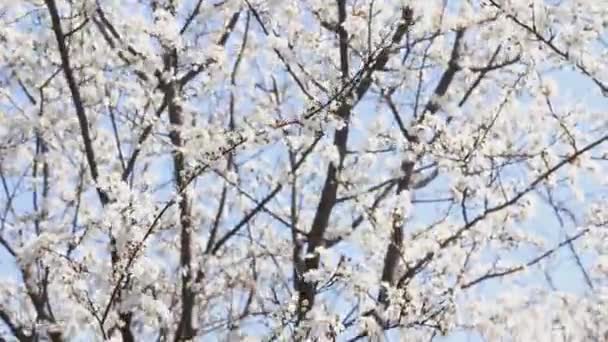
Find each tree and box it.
[0,0,607,340]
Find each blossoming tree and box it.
[0,0,607,340]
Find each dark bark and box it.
[421,29,465,119]
[297,3,414,322]
[45,0,109,206]
[378,161,414,305]
[166,69,195,341]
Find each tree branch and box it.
[45,0,109,205]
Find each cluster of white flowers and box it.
[0,0,606,340]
